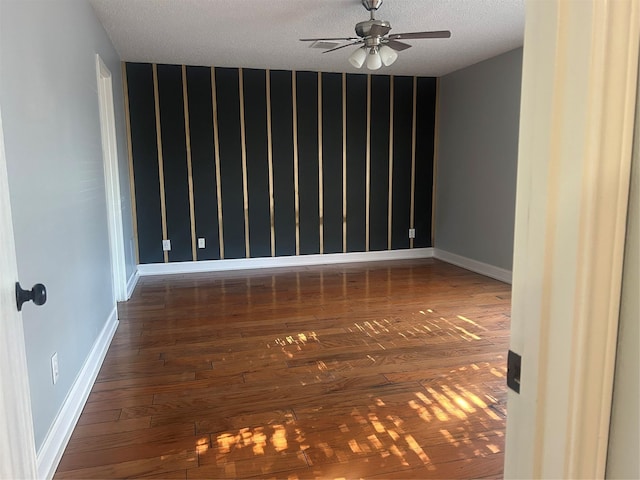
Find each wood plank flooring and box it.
[54,259,511,479]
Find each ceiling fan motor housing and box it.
[355,19,391,40]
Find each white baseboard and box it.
[138,248,435,276]
[434,248,512,284]
[126,270,139,299]
[36,308,119,480]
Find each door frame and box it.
[0,106,38,478]
[505,0,640,478]
[96,54,127,302]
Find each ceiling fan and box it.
[299,0,451,70]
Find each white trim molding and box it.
[434,249,512,284]
[126,270,139,299]
[505,1,640,478]
[36,309,119,480]
[138,248,434,276]
[96,54,128,302]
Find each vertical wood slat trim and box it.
[410,76,417,249]
[318,72,324,254]
[342,73,347,253]
[431,78,441,247]
[121,62,139,264]
[210,67,225,259]
[365,74,372,252]
[238,68,251,258]
[266,70,276,257]
[152,64,169,263]
[181,65,197,261]
[387,76,395,250]
[292,71,301,255]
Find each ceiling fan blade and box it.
[385,39,412,51]
[321,41,364,54]
[388,30,451,40]
[300,36,359,42]
[369,23,391,37]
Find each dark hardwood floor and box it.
[54,258,511,479]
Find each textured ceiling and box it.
[89,0,525,77]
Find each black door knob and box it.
[16,282,47,312]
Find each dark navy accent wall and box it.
[391,76,413,250]
[414,77,437,248]
[345,74,367,253]
[185,66,220,260]
[156,64,192,262]
[126,63,436,264]
[369,75,391,251]
[215,67,245,259]
[270,71,297,257]
[321,73,343,254]
[296,71,320,255]
[243,69,271,258]
[126,63,164,264]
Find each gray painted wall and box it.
[435,48,522,270]
[0,0,135,451]
[606,69,639,479]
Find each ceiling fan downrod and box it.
[362,0,384,15]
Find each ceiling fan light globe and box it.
[366,50,382,70]
[379,45,398,66]
[349,47,367,68]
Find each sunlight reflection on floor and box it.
[197,306,507,475]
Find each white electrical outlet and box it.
[51,352,59,385]
[198,238,205,249]
[162,239,171,251]
[409,228,416,239]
